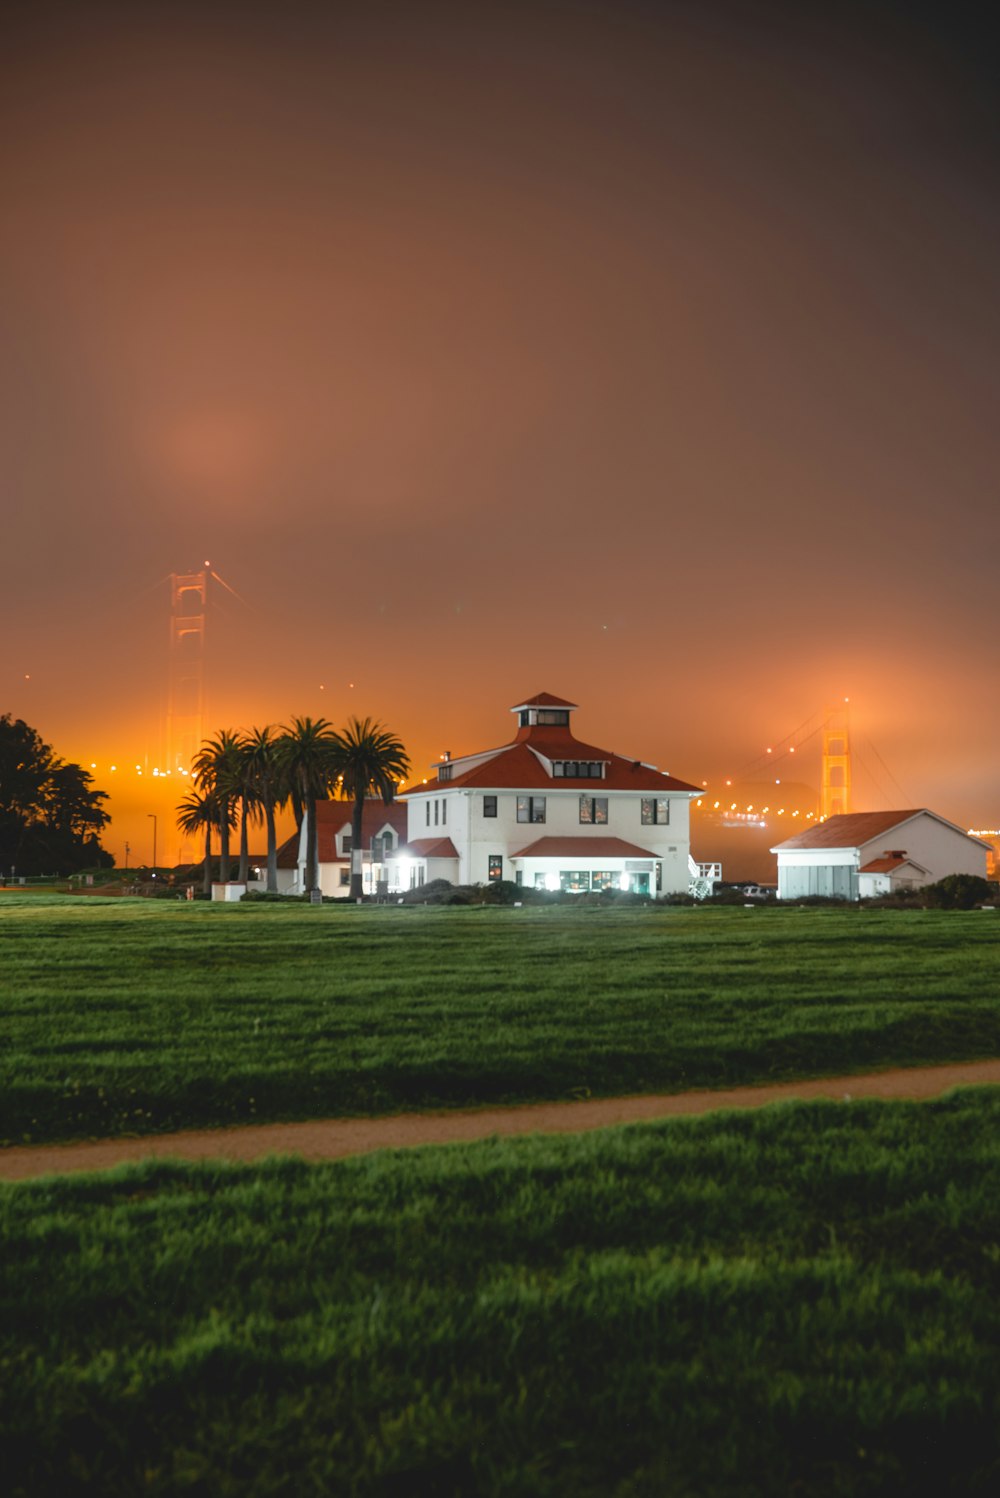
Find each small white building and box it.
[276,800,409,897]
[771,809,990,901]
[388,691,707,896]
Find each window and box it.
[382,832,393,857]
[434,800,439,826]
[483,795,497,818]
[537,709,569,725]
[560,870,591,892]
[438,763,452,781]
[517,796,546,823]
[441,799,447,825]
[339,869,350,887]
[488,854,503,881]
[579,796,608,825]
[553,760,603,778]
[342,835,352,853]
[591,870,616,891]
[425,802,431,827]
[641,797,670,826]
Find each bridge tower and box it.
[821,702,851,820]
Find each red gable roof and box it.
[275,798,408,868]
[510,691,579,710]
[860,854,928,875]
[402,837,460,859]
[772,810,927,852]
[401,694,700,797]
[511,836,658,859]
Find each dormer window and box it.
[438,763,452,781]
[552,760,604,779]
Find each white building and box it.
[771,809,990,901]
[387,691,707,896]
[276,800,408,897]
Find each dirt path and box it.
[3,1058,1000,1183]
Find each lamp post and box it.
[148,813,157,879]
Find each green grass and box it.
[2,897,999,1144]
[2,1091,999,1495]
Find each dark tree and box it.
[0,715,112,876]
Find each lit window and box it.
[483,796,497,818]
[560,870,591,892]
[579,796,608,825]
[516,796,546,823]
[488,854,503,881]
[641,798,670,826]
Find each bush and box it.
[480,879,521,905]
[922,874,995,910]
[400,878,455,905]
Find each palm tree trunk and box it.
[306,799,319,895]
[202,823,212,897]
[265,800,278,893]
[350,793,365,900]
[219,799,231,882]
[238,795,249,884]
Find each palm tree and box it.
[276,716,338,896]
[176,788,232,896]
[241,726,286,894]
[332,717,410,900]
[192,730,245,883]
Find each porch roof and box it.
[510,836,658,860]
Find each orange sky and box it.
[3,1,998,865]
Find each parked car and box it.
[741,884,773,900]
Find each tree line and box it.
[176,716,410,898]
[0,715,112,877]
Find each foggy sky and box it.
[3,0,998,861]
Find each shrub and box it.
[922,873,994,910]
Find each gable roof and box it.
[771,809,987,854]
[860,855,929,876]
[276,798,408,868]
[401,837,460,860]
[401,692,700,797]
[511,836,659,860]
[510,691,579,710]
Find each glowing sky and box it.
[3,0,998,864]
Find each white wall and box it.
[407,787,694,892]
[777,813,987,900]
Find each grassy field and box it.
[2,895,999,1145]
[2,1091,999,1496]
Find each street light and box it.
[148,813,157,879]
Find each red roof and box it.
[860,854,928,875]
[772,810,928,852]
[275,798,408,868]
[402,837,460,859]
[400,695,700,796]
[510,691,579,710]
[511,836,658,859]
